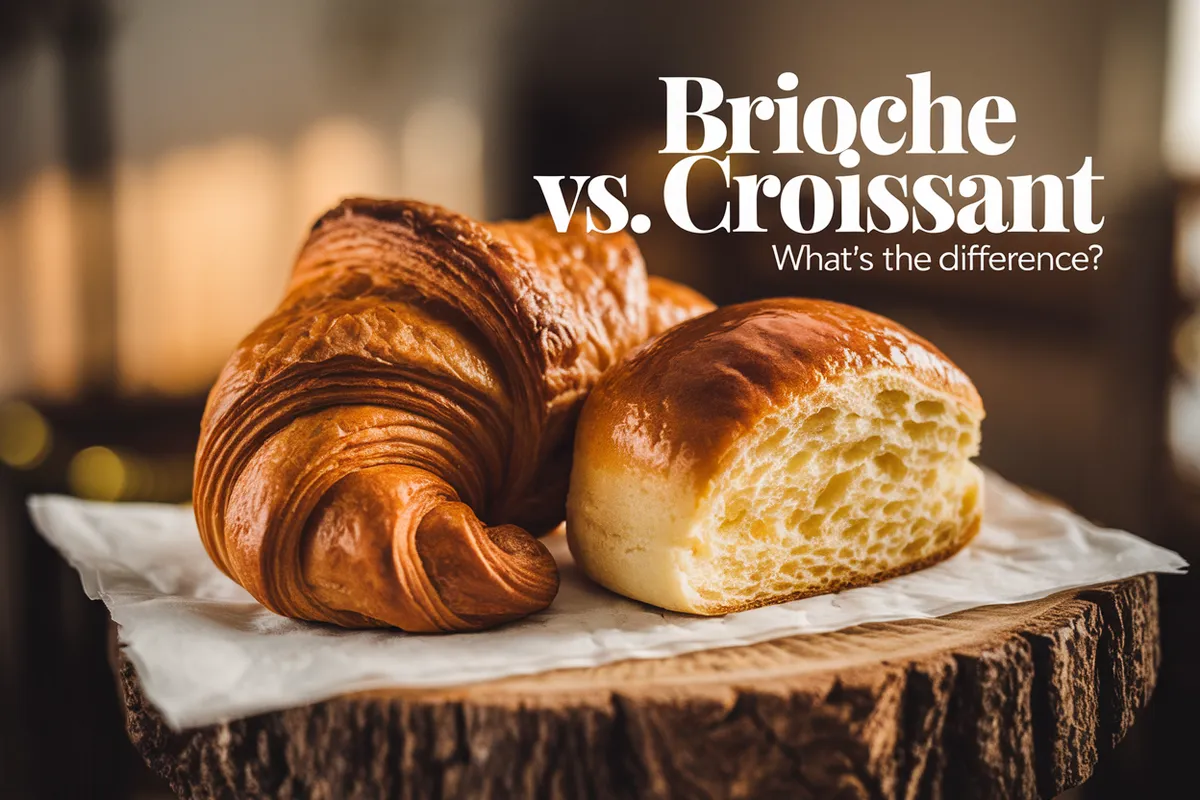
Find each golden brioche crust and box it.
[194,198,710,632]
[578,298,983,486]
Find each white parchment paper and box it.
[29,470,1187,730]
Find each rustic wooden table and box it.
[114,575,1159,800]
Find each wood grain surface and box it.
[113,575,1159,800]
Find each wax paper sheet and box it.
[29,470,1187,730]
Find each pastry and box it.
[566,298,984,614]
[193,198,712,632]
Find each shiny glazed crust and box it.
[575,298,982,486]
[193,198,712,632]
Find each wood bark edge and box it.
[113,575,1159,800]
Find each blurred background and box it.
[0,0,1197,796]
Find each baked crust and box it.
[193,198,712,632]
[579,298,982,487]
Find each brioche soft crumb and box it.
[567,369,984,616]
[678,374,982,613]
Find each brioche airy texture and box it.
[194,198,713,632]
[566,298,984,615]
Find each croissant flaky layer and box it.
[194,199,713,632]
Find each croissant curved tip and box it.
[416,508,560,632]
[450,527,560,629]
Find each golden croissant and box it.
[193,198,712,632]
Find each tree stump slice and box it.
[113,575,1159,800]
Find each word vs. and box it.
[532,175,652,235]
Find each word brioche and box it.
[194,198,712,632]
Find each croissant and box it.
[193,198,712,632]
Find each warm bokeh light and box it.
[1166,0,1200,175]
[67,445,127,501]
[0,400,52,470]
[105,110,488,396]
[397,98,485,218]
[115,136,291,394]
[291,115,390,234]
[0,203,15,396]
[3,92,492,400]
[16,168,81,398]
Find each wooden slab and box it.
[114,575,1159,800]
